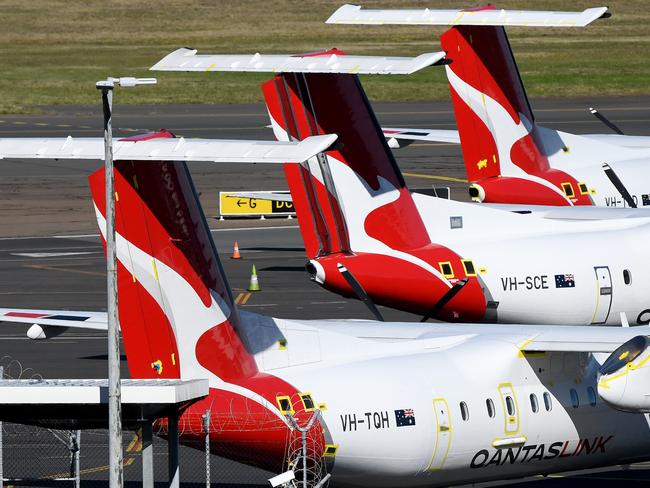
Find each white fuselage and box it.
[415,194,650,325]
[246,315,650,487]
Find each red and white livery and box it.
[329,5,650,208]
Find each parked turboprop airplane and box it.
[151,48,650,325]
[3,150,650,487]
[328,4,650,208]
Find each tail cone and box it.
[231,241,242,260]
[248,264,261,292]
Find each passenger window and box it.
[299,393,315,412]
[529,393,539,413]
[561,182,575,198]
[587,387,597,407]
[543,392,553,411]
[505,396,515,416]
[276,395,294,415]
[462,259,477,276]
[486,398,495,418]
[623,269,632,285]
[570,388,580,409]
[439,261,454,278]
[460,401,469,421]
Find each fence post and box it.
[75,430,81,488]
[202,410,210,488]
[0,365,3,488]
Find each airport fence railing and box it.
[0,356,329,488]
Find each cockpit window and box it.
[600,336,650,375]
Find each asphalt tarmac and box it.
[1,98,650,486]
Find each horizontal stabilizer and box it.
[0,134,337,163]
[151,48,445,75]
[327,4,609,27]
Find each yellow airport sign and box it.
[219,191,295,217]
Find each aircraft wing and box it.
[151,48,445,75]
[0,308,107,330]
[516,325,650,353]
[583,134,650,149]
[0,134,337,164]
[327,4,609,27]
[382,127,460,148]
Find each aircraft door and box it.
[592,266,613,324]
[498,383,520,435]
[427,398,451,471]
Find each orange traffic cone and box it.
[248,264,261,292]
[231,241,242,259]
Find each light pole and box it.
[95,76,156,488]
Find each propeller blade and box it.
[589,107,624,135]
[420,278,469,323]
[603,163,636,208]
[337,263,385,322]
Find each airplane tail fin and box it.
[441,26,593,205]
[263,73,431,257]
[88,132,257,382]
[441,25,538,182]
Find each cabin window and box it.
[578,182,589,195]
[623,269,632,285]
[276,395,294,415]
[587,387,597,407]
[462,259,477,276]
[323,444,338,457]
[299,393,315,412]
[486,398,495,418]
[561,182,575,198]
[570,388,580,409]
[543,392,553,411]
[439,261,454,278]
[505,396,515,416]
[529,393,539,413]
[460,401,469,421]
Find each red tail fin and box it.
[264,73,431,255]
[441,26,536,181]
[89,135,257,381]
[442,26,592,205]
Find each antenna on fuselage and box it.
[603,163,637,208]
[589,107,624,135]
[337,263,385,322]
[420,278,469,323]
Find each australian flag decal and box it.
[642,194,650,206]
[395,409,416,427]
[555,274,575,288]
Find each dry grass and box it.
[0,0,649,113]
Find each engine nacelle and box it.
[598,335,650,413]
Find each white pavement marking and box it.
[11,252,98,258]
[0,225,299,241]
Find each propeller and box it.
[589,107,624,135]
[420,278,469,323]
[337,263,385,322]
[603,163,636,208]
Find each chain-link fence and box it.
[1,423,273,487]
[0,356,329,488]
